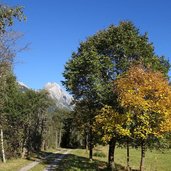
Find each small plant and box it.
[93,151,106,158]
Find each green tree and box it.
[63,21,170,168]
[0,4,25,33]
[3,72,22,158]
[20,89,52,158]
[0,3,25,162]
[45,107,70,150]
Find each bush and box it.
[93,151,106,158]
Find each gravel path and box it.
[43,149,71,171]
[19,161,40,171]
[18,149,70,171]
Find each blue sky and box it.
[3,0,171,89]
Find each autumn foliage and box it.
[95,65,171,170]
[95,105,130,142]
[114,65,171,139]
[112,65,171,171]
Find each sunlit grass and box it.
[29,163,46,171]
[93,145,171,171]
[1,147,170,171]
[0,148,58,171]
[112,146,171,171]
[0,158,32,171]
[55,149,103,171]
[56,146,171,171]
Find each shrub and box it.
[93,151,106,158]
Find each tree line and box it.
[0,3,71,163]
[63,21,171,171]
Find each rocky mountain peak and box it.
[18,81,73,110]
[44,82,73,110]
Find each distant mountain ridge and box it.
[44,82,73,110]
[18,81,73,110]
[18,81,30,92]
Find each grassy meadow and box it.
[56,146,171,171]
[0,158,32,171]
[0,146,170,171]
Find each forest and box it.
[0,2,70,162]
[0,3,171,171]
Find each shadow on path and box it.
[40,152,139,171]
[21,149,139,171]
[18,149,67,171]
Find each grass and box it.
[113,147,171,171]
[55,149,106,171]
[56,146,171,171]
[1,146,170,171]
[0,148,58,171]
[0,158,32,171]
[29,163,46,171]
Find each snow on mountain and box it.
[18,81,30,92]
[44,82,73,110]
[18,81,73,110]
[18,81,30,89]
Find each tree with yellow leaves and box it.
[114,65,171,171]
[95,105,131,170]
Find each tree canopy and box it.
[114,65,171,140]
[63,21,170,104]
[0,4,25,33]
[113,65,171,171]
[63,21,170,165]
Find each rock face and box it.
[18,81,30,92]
[44,82,73,110]
[18,81,73,110]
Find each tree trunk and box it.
[56,130,58,149]
[21,147,27,159]
[126,141,130,171]
[140,141,145,171]
[89,127,93,161]
[86,133,88,152]
[108,137,116,171]
[89,144,93,161]
[21,134,28,158]
[84,129,89,152]
[1,129,6,163]
[41,140,46,151]
[58,127,62,148]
